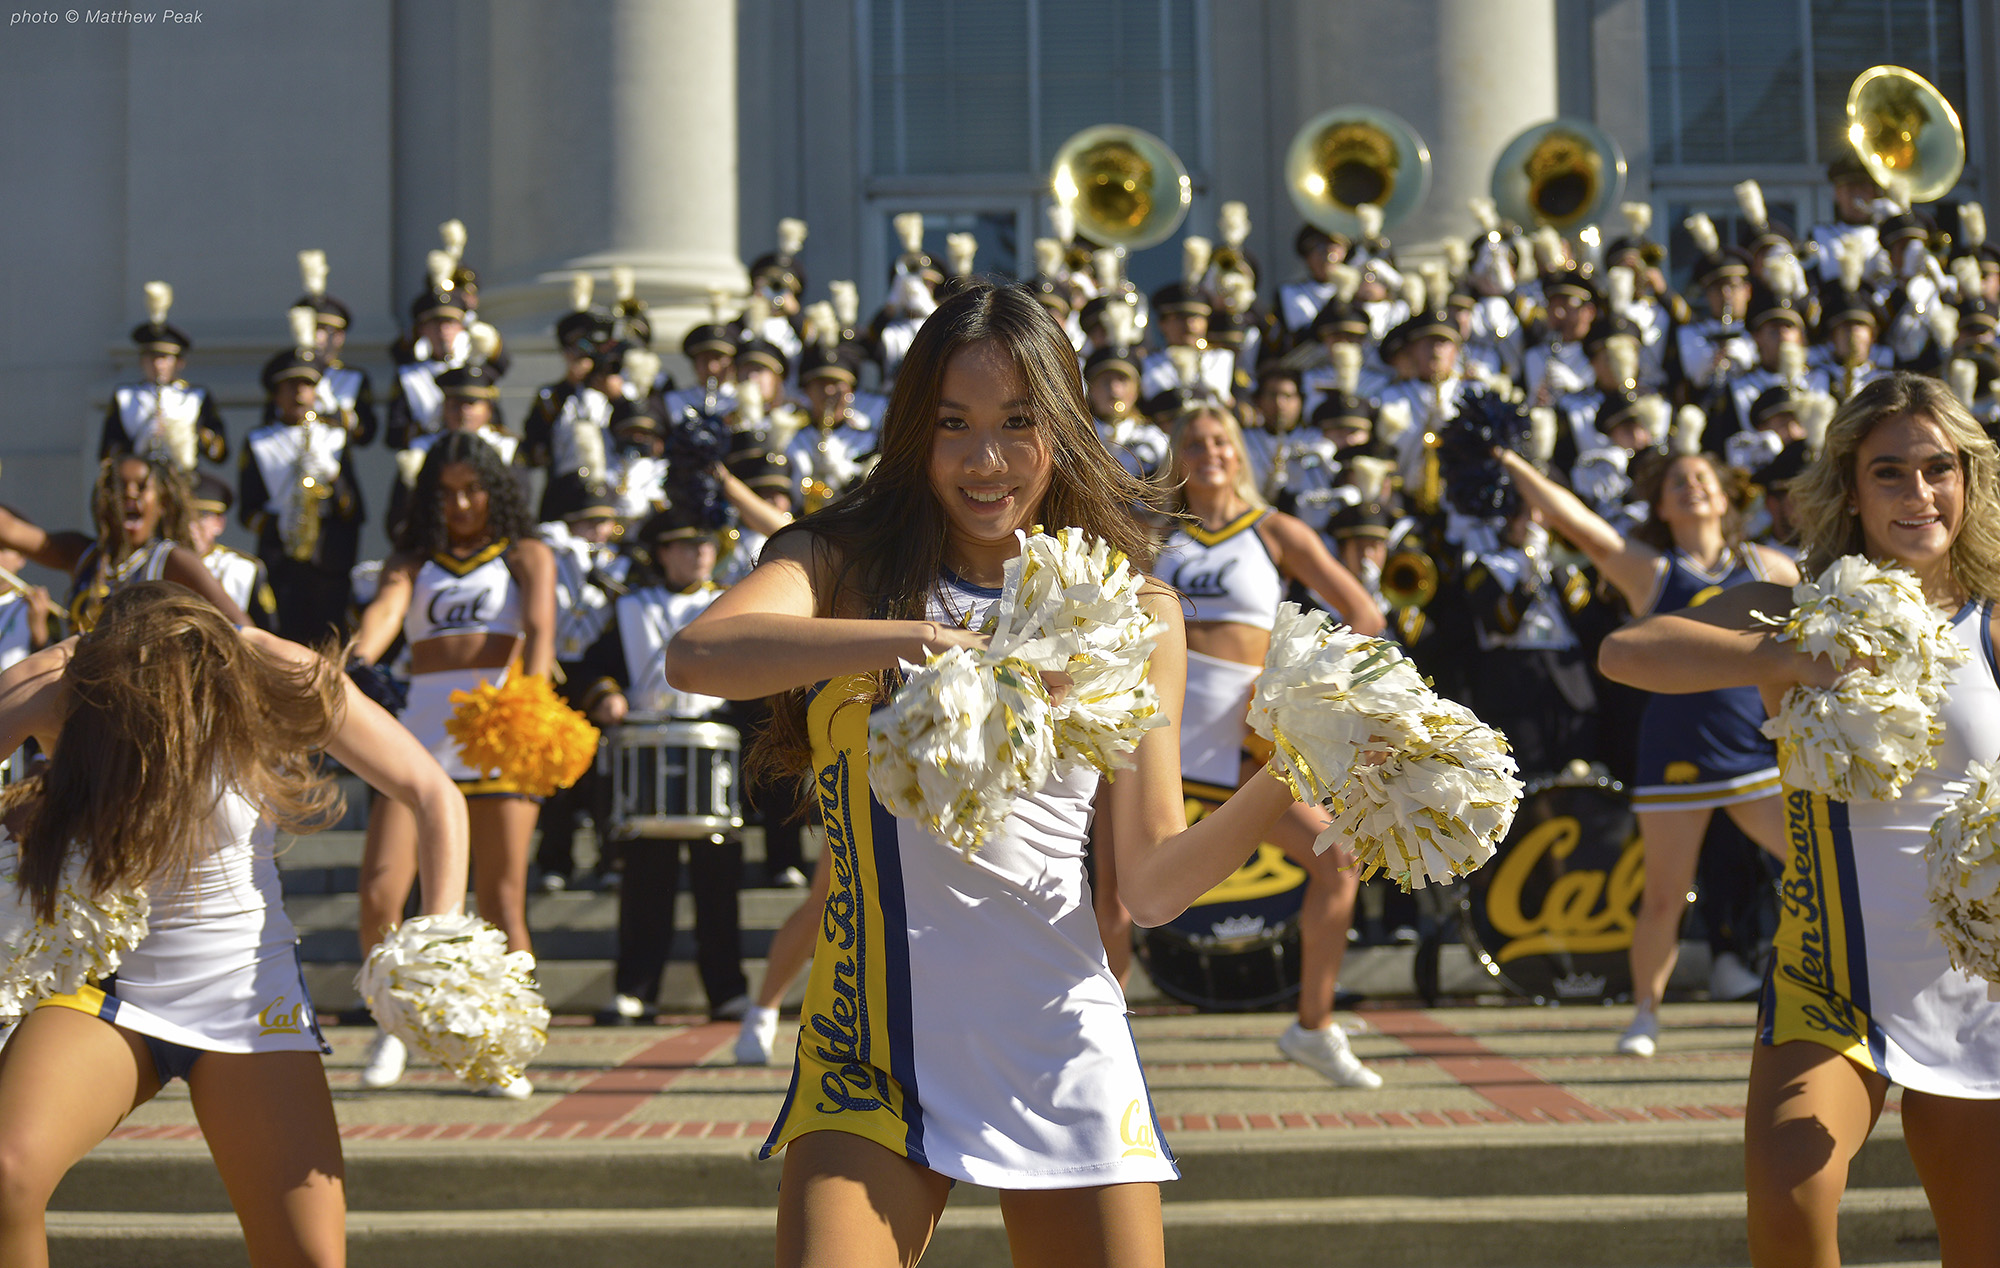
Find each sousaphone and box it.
[1490,118,1627,232]
[1845,64,1964,207]
[1284,106,1432,240]
[1049,124,1192,252]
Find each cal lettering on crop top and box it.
[1153,508,1283,631]
[405,539,526,642]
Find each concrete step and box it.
[52,1125,1922,1213]
[43,1188,1942,1268]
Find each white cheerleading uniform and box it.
[399,541,528,793]
[763,574,1175,1188]
[1152,508,1283,787]
[39,788,328,1066]
[1764,600,2000,1097]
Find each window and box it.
[1648,0,1969,171]
[859,0,1209,302]
[867,0,1204,180]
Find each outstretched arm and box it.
[0,640,77,758]
[1261,512,1385,637]
[163,545,251,628]
[1597,580,1835,701]
[666,531,985,700]
[1497,450,1663,611]
[244,628,469,916]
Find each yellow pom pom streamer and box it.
[445,671,601,799]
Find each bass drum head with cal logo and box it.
[1459,766,1640,1005]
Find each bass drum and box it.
[1134,779,1308,1011]
[1459,766,1640,1005]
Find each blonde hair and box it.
[15,582,347,920]
[1165,403,1267,516]
[1793,372,2000,599]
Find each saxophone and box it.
[282,412,338,563]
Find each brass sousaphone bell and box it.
[1284,106,1432,240]
[1049,124,1192,251]
[1845,65,1964,207]
[1490,118,1628,232]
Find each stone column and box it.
[479,0,747,351]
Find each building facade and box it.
[0,0,1990,562]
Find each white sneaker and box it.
[1277,1022,1383,1090]
[1709,951,1764,1001]
[612,993,648,1020]
[736,1005,780,1065]
[360,1030,407,1088]
[475,1074,534,1100]
[1616,1008,1660,1057]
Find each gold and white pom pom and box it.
[1249,603,1522,890]
[1926,761,2000,1001]
[356,913,549,1090]
[868,648,1054,859]
[991,528,1165,776]
[0,837,150,1020]
[1758,556,1964,799]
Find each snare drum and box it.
[605,716,742,840]
[1133,777,1309,1011]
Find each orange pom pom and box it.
[445,673,600,798]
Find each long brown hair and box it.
[1793,372,2000,598]
[1628,449,1751,553]
[14,582,347,919]
[750,281,1159,789]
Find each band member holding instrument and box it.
[188,475,278,633]
[667,282,1340,1268]
[347,432,555,1098]
[0,582,468,1268]
[1500,441,1799,1057]
[575,506,749,1026]
[1599,373,2000,1267]
[99,282,228,473]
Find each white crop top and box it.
[1153,508,1284,632]
[405,540,525,643]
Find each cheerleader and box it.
[0,581,468,1267]
[1501,443,1800,1055]
[1146,404,1386,1088]
[1599,374,2000,1266]
[348,432,555,1096]
[0,453,250,632]
[665,283,1329,1267]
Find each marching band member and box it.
[98,282,227,472]
[1269,224,1350,356]
[1145,403,1385,1088]
[240,326,365,645]
[1599,373,2000,1266]
[663,299,739,420]
[604,399,672,523]
[529,337,625,523]
[387,354,519,543]
[0,454,249,634]
[1721,291,1828,446]
[1500,442,1798,1058]
[787,324,879,514]
[384,269,473,450]
[1673,223,1757,400]
[348,432,556,1097]
[1811,262,1893,401]
[293,250,378,446]
[0,582,469,1268]
[1085,310,1167,482]
[668,283,1362,1265]
[188,474,277,632]
[1379,309,1469,495]
[1141,239,1235,402]
[575,507,750,1026]
[867,214,942,389]
[1807,149,1887,288]
[1523,264,1598,408]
